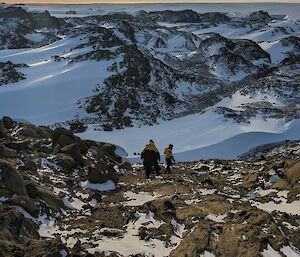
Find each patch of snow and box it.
[24,33,46,43]
[87,212,179,257]
[252,200,300,215]
[262,244,281,257]
[199,188,217,196]
[123,191,159,206]
[62,196,85,210]
[200,251,216,257]
[59,249,68,257]
[206,214,227,223]
[0,196,8,202]
[82,180,116,192]
[281,246,300,257]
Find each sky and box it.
[4,0,300,3]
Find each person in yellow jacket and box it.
[164,144,175,173]
[141,140,161,178]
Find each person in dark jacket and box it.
[164,144,175,173]
[141,140,160,179]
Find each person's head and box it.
[169,144,173,149]
[150,140,154,143]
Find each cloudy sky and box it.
[4,0,300,3]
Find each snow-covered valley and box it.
[0,3,299,160]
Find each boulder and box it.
[23,238,67,257]
[2,116,14,129]
[88,164,119,184]
[272,179,290,190]
[19,124,40,138]
[36,126,53,139]
[100,143,122,162]
[0,145,17,158]
[19,124,52,139]
[5,141,30,151]
[18,160,37,172]
[0,159,27,196]
[117,162,133,172]
[0,120,5,138]
[54,134,76,148]
[240,173,259,189]
[55,153,77,172]
[170,222,211,257]
[0,207,40,241]
[69,121,87,133]
[59,143,83,165]
[26,182,64,210]
[5,195,39,218]
[285,158,300,185]
[52,127,79,147]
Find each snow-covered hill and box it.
[0,4,299,160]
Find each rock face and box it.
[0,61,28,86]
[0,159,28,196]
[88,164,119,184]
[285,158,300,185]
[2,116,14,129]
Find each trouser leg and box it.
[154,162,160,176]
[145,165,151,178]
[166,159,172,173]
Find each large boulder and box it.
[19,124,52,139]
[55,153,77,172]
[2,116,14,129]
[52,127,79,147]
[0,145,17,158]
[117,161,133,173]
[18,160,37,172]
[5,141,30,151]
[26,182,64,210]
[0,207,40,242]
[5,195,39,218]
[0,120,5,138]
[240,173,259,189]
[0,159,27,196]
[88,162,119,184]
[285,158,300,185]
[59,143,83,165]
[99,143,122,163]
[272,179,290,190]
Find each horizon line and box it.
[4,1,300,4]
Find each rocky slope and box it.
[0,7,299,131]
[0,116,299,257]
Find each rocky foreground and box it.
[0,117,300,257]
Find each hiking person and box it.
[164,144,175,173]
[141,140,160,179]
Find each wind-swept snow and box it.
[80,111,300,162]
[0,37,116,124]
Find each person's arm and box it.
[171,151,175,162]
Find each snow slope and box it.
[0,37,117,124]
[79,110,300,162]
